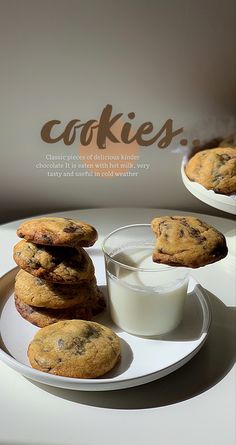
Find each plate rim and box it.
[0,268,212,391]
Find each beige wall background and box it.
[0,0,236,223]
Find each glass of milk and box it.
[102,224,189,337]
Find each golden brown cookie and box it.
[13,241,94,284]
[151,216,228,268]
[185,147,236,194]
[14,269,104,309]
[14,295,99,327]
[15,294,105,327]
[219,133,236,148]
[17,217,98,247]
[27,320,121,378]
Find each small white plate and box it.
[0,267,211,391]
[181,158,236,215]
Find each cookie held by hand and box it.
[151,216,228,268]
[27,320,121,378]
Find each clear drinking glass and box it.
[102,224,189,337]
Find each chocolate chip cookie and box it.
[17,217,98,247]
[151,216,228,268]
[14,295,98,327]
[13,241,94,283]
[185,147,236,194]
[27,320,121,378]
[15,269,105,310]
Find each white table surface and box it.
[0,208,235,445]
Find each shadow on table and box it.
[30,288,236,410]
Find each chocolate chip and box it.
[213,174,224,184]
[26,259,36,266]
[36,278,45,285]
[189,227,199,237]
[41,234,53,243]
[179,229,184,237]
[63,226,77,233]
[57,338,65,349]
[73,337,86,355]
[181,220,205,242]
[220,154,230,162]
[84,325,100,339]
[189,229,206,243]
[196,219,210,231]
[210,243,224,258]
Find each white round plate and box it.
[181,158,236,215]
[0,265,211,391]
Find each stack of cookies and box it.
[13,217,105,327]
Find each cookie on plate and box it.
[17,217,98,247]
[15,293,105,327]
[13,241,94,284]
[27,319,121,378]
[14,295,100,327]
[14,269,104,309]
[151,216,228,268]
[185,147,236,194]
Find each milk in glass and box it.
[106,246,188,336]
